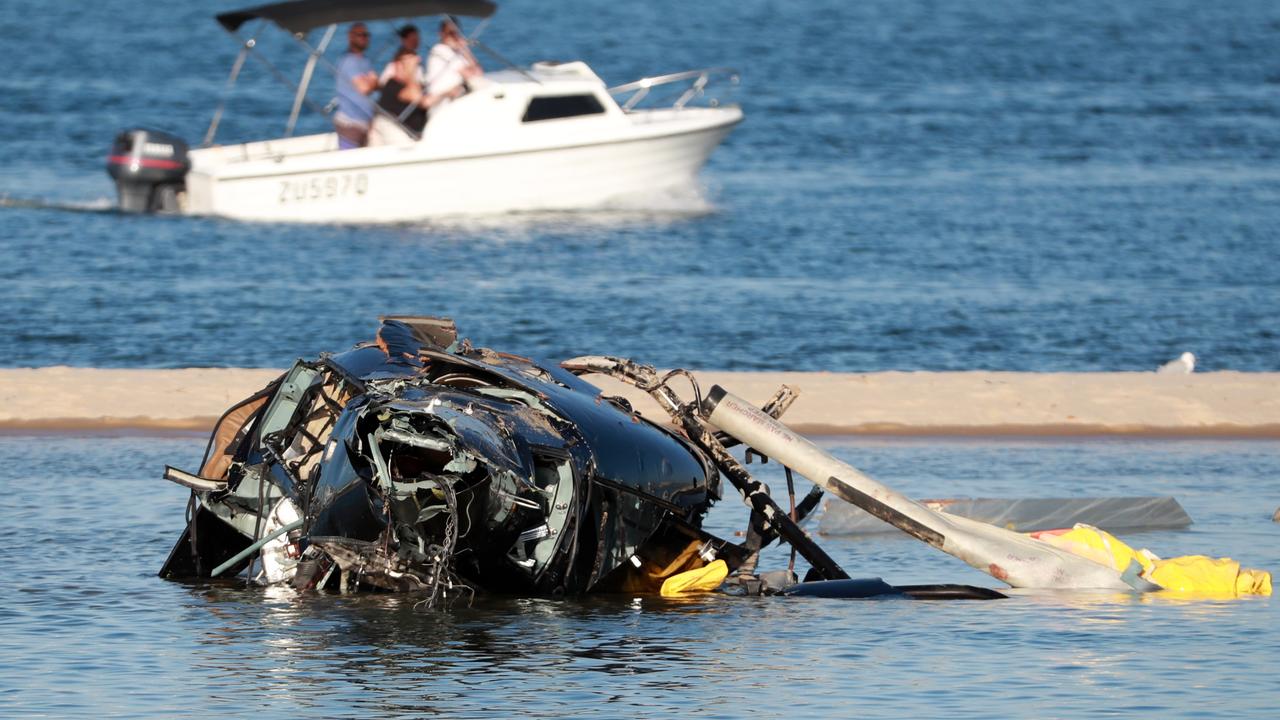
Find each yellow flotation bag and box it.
[1031,524,1271,597]
[660,559,729,597]
[1147,555,1272,597]
[1032,525,1154,575]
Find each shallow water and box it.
[0,435,1276,718]
[2,1,1279,716]
[1,0,1278,371]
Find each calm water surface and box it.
[1,0,1278,371]
[0,435,1276,718]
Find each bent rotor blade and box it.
[702,386,1137,591]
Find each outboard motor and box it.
[106,128,190,213]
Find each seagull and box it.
[1156,351,1196,374]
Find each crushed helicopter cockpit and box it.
[159,316,1003,605]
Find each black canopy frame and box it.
[217,0,495,35]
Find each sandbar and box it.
[1,367,1277,438]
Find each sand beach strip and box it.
[2,367,1277,438]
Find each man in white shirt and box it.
[424,19,484,116]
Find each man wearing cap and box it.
[333,23,379,149]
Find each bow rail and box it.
[608,67,739,112]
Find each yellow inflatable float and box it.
[1031,524,1271,598]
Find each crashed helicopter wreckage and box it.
[159,315,993,603]
[159,316,1270,604]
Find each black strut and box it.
[678,411,848,581]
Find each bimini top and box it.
[217,0,497,34]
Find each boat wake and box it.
[0,187,719,234]
[414,184,718,234]
[598,182,717,214]
[0,194,117,215]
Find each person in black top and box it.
[377,48,429,134]
[379,24,422,86]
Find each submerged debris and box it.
[819,496,1194,536]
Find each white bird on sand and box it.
[1156,351,1196,374]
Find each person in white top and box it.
[424,19,484,116]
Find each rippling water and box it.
[1,435,1276,717]
[2,2,1279,715]
[2,0,1279,371]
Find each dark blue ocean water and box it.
[1,0,1278,371]
[1,434,1276,718]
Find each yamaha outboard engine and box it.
[106,128,190,213]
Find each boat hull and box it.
[184,110,739,223]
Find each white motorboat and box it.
[106,0,742,223]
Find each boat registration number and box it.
[278,173,368,203]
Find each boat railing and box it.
[608,67,739,112]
